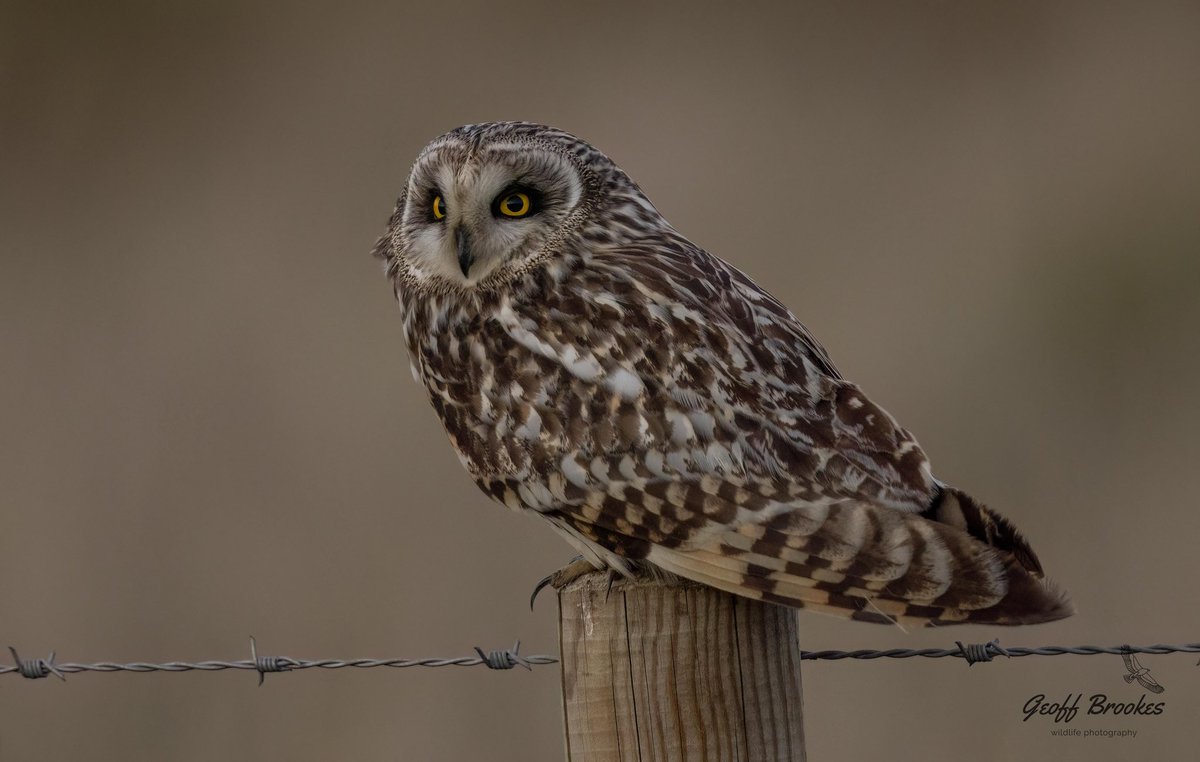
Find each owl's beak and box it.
[455,227,474,278]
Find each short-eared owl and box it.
[372,122,1071,626]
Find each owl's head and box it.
[373,122,665,292]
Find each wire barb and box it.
[249,637,294,686]
[955,639,1010,666]
[473,640,532,671]
[7,646,66,681]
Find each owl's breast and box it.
[400,283,677,487]
[398,294,522,479]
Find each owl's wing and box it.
[579,235,937,510]
[492,234,1070,624]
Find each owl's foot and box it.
[530,556,605,610]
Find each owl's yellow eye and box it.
[497,192,531,218]
[432,195,446,220]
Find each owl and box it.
[372,122,1072,626]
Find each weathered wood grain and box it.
[559,572,805,762]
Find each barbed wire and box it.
[3,638,1196,682]
[1,639,556,684]
[800,640,1200,665]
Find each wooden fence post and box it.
[558,571,806,762]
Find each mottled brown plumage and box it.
[373,122,1072,626]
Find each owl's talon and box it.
[529,573,554,610]
[530,556,595,609]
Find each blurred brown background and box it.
[2,2,1198,760]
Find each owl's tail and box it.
[918,484,1074,624]
[643,485,1073,627]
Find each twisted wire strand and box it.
[798,642,1200,661]
[3,640,1197,680]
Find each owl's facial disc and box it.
[401,141,584,286]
